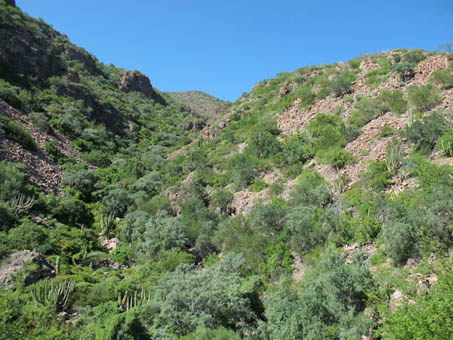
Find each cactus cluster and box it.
[9,193,34,217]
[30,280,75,312]
[117,288,152,311]
[100,213,115,240]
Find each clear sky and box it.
[17,0,453,101]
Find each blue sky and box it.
[17,0,453,101]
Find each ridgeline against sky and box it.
[18,0,453,101]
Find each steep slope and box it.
[1,1,453,339]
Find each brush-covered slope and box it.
[1,1,453,338]
[166,90,230,116]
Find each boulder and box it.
[0,250,55,288]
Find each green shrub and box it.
[436,131,453,156]
[181,326,241,340]
[0,116,37,151]
[249,201,286,235]
[378,125,397,138]
[228,154,258,189]
[382,221,417,265]
[285,205,329,252]
[260,251,374,340]
[316,147,354,169]
[101,188,132,217]
[43,141,73,165]
[329,71,355,97]
[392,62,415,81]
[377,264,453,340]
[359,161,391,191]
[81,149,111,168]
[62,168,99,201]
[246,130,281,159]
[408,84,442,112]
[347,96,387,127]
[404,111,451,154]
[29,112,52,133]
[430,63,453,89]
[379,90,407,115]
[307,113,347,151]
[289,170,330,207]
[0,79,20,107]
[0,160,27,202]
[402,49,426,64]
[8,221,50,253]
[153,253,256,335]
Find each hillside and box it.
[1,1,453,339]
[165,90,230,116]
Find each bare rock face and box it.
[119,70,153,96]
[118,70,166,104]
[0,251,55,288]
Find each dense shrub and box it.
[228,153,258,189]
[0,160,27,202]
[359,161,391,191]
[378,264,453,340]
[62,168,99,201]
[7,221,50,254]
[392,62,415,81]
[210,189,234,214]
[408,84,442,112]
[431,63,453,89]
[307,113,347,151]
[316,147,354,169]
[379,90,407,115]
[0,116,37,151]
[246,130,281,159]
[81,149,112,168]
[382,221,417,265]
[329,71,355,97]
[153,253,256,335]
[347,96,387,127]
[404,111,451,154]
[436,131,453,156]
[260,251,374,340]
[249,201,286,235]
[101,188,132,217]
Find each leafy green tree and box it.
[153,253,255,335]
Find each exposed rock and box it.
[67,70,80,83]
[93,258,127,271]
[0,99,92,193]
[100,237,120,253]
[231,188,269,215]
[119,70,165,104]
[0,251,55,288]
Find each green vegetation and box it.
[0,3,452,338]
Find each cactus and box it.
[117,287,151,311]
[30,280,75,312]
[9,193,34,217]
[385,139,402,176]
[100,213,115,240]
[55,256,60,275]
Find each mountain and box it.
[1,1,453,339]
[165,90,230,116]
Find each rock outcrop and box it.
[0,251,55,288]
[119,70,166,104]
